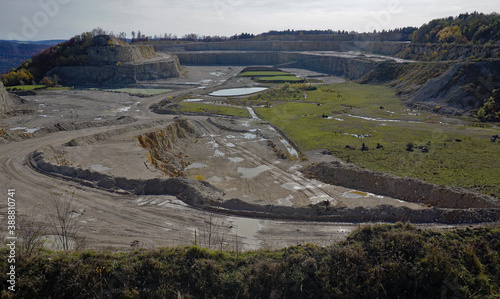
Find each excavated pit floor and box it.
[0,66,486,251]
[58,116,428,210]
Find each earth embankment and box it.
[27,134,500,224]
[305,162,500,209]
[0,81,21,116]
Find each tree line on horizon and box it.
[2,12,500,87]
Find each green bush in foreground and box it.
[1,223,499,298]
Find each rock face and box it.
[407,60,500,113]
[0,81,19,116]
[176,51,394,80]
[48,35,180,86]
[154,40,408,56]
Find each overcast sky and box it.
[0,0,498,41]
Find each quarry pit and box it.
[1,65,499,251]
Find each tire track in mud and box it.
[193,119,339,206]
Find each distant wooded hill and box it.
[0,40,61,74]
[411,12,500,44]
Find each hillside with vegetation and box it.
[1,224,498,298]
[396,13,500,61]
[0,32,96,86]
[0,41,53,75]
[411,12,500,44]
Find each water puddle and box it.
[237,165,271,179]
[278,195,294,206]
[10,127,41,133]
[185,163,207,170]
[343,190,383,198]
[118,107,131,113]
[209,87,268,97]
[214,150,225,157]
[242,133,257,139]
[229,157,244,163]
[228,217,262,250]
[90,164,112,172]
[344,133,372,138]
[268,126,299,158]
[346,114,423,124]
[247,107,260,120]
[282,182,306,192]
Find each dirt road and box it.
[0,66,470,251]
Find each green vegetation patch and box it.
[180,103,249,117]
[256,76,305,83]
[255,82,500,196]
[238,71,292,77]
[6,85,71,91]
[99,88,172,95]
[1,224,499,298]
[6,85,46,91]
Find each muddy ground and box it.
[0,66,491,251]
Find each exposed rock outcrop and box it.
[175,51,395,80]
[136,119,201,177]
[155,40,408,56]
[47,35,180,86]
[403,60,500,113]
[0,81,19,116]
[359,58,500,115]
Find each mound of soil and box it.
[305,161,500,209]
[136,118,201,176]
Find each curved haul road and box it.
[0,84,356,251]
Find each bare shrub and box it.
[18,208,46,255]
[47,191,85,251]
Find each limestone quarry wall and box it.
[48,57,180,86]
[175,51,383,80]
[87,45,158,65]
[154,40,407,56]
[305,162,500,209]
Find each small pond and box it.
[209,87,268,97]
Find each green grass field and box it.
[256,76,305,83]
[254,82,500,196]
[97,88,172,95]
[238,71,292,77]
[180,103,249,117]
[6,85,71,91]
